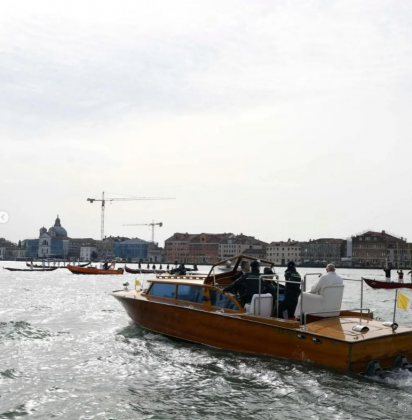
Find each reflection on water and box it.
[1,262,412,419]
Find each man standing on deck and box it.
[383,264,392,282]
[278,261,301,319]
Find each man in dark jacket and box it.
[233,260,251,281]
[223,260,275,306]
[278,261,301,319]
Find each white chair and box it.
[294,284,344,319]
[245,293,273,317]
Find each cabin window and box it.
[148,283,175,299]
[176,285,204,303]
[209,290,239,310]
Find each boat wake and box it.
[368,368,412,387]
[0,321,54,341]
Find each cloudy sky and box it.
[1,0,412,245]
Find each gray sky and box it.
[1,0,412,245]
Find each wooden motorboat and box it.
[67,265,124,275]
[112,254,412,375]
[363,278,412,290]
[4,267,58,272]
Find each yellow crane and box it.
[87,192,174,239]
[123,221,163,243]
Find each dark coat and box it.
[224,269,275,305]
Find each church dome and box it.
[39,227,47,236]
[48,215,68,238]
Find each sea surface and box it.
[1,262,412,420]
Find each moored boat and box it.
[112,254,412,375]
[363,277,412,289]
[4,267,58,272]
[68,265,124,275]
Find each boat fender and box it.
[352,325,369,332]
[382,321,398,331]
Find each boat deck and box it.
[306,316,412,341]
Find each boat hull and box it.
[68,266,123,275]
[112,292,412,374]
[4,267,58,272]
[363,278,412,289]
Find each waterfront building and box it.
[165,232,267,264]
[218,234,267,261]
[0,247,5,259]
[113,238,149,260]
[300,238,345,264]
[80,245,97,261]
[266,240,301,265]
[95,238,116,259]
[164,233,197,262]
[25,216,69,259]
[188,233,224,264]
[351,230,407,267]
[147,243,164,262]
[68,238,96,260]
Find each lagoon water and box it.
[1,262,412,419]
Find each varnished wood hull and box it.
[113,293,412,374]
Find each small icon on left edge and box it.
[0,211,9,224]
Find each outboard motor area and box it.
[365,356,412,379]
[394,356,412,371]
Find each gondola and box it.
[26,262,90,268]
[363,277,412,289]
[67,265,124,275]
[124,265,166,274]
[3,267,58,272]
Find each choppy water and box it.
[1,262,412,419]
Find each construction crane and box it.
[87,192,174,239]
[123,221,163,243]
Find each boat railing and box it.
[303,273,322,292]
[259,275,301,317]
[258,275,366,324]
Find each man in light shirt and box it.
[309,263,343,294]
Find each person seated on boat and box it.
[193,264,198,271]
[160,264,162,269]
[397,269,404,283]
[30,261,34,271]
[223,260,275,307]
[383,265,392,282]
[277,261,301,319]
[103,260,109,270]
[309,264,343,294]
[234,260,251,281]
[110,261,116,269]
